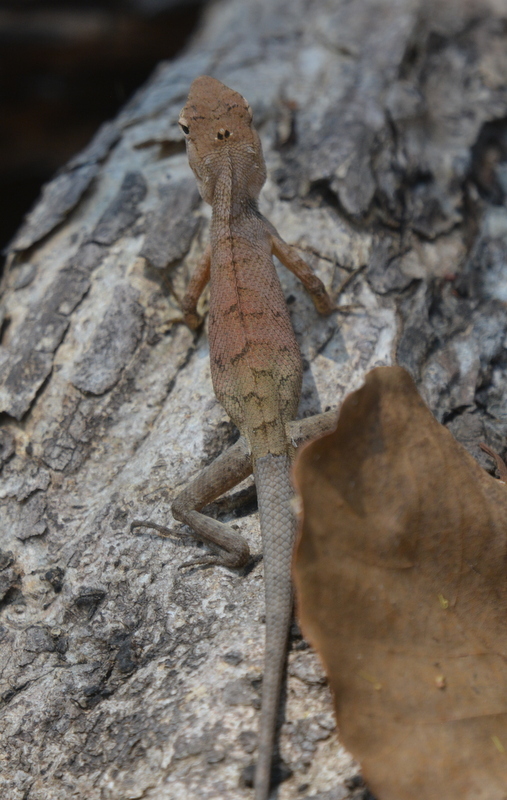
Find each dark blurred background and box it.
[0,0,207,251]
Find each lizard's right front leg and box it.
[132,436,252,569]
[180,243,210,330]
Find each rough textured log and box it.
[1,1,507,798]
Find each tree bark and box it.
[1,1,507,798]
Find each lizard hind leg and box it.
[131,436,253,569]
[287,409,338,449]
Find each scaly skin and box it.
[133,76,337,800]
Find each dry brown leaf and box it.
[293,366,507,800]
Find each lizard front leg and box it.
[270,234,335,316]
[179,243,211,330]
[132,436,252,568]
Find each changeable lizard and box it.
[133,76,338,800]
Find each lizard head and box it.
[179,76,267,205]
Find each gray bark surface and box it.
[1,1,507,798]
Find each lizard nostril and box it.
[217,129,231,140]
[224,130,230,138]
[217,132,224,140]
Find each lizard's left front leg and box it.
[270,234,335,316]
[132,436,253,568]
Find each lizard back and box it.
[209,209,302,460]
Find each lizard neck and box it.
[209,153,259,232]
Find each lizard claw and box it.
[479,442,507,482]
[182,310,204,330]
[130,519,174,537]
[178,555,223,569]
[333,302,361,314]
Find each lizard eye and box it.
[179,122,190,135]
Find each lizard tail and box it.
[253,453,297,800]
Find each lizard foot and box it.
[130,518,250,569]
